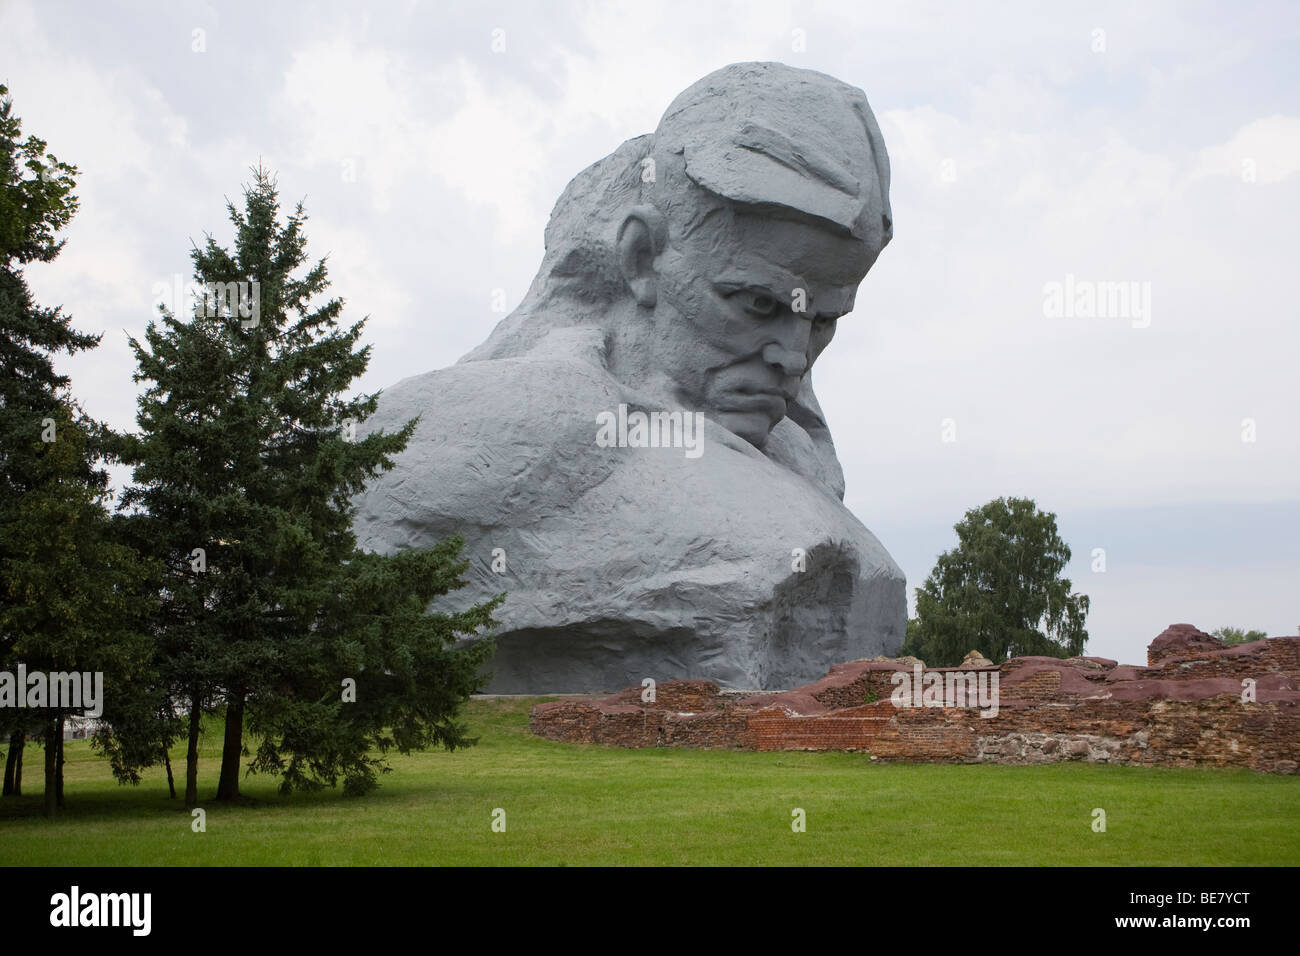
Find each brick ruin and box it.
[529,624,1300,773]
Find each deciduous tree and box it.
[904,497,1089,666]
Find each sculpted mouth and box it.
[706,363,798,423]
[715,388,790,417]
[735,384,797,404]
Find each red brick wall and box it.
[529,632,1300,774]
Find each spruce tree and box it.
[0,84,152,816]
[123,165,498,802]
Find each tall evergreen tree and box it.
[123,166,498,802]
[0,84,152,816]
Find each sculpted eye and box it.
[744,291,779,318]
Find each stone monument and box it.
[353,62,906,692]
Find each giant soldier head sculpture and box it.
[467,62,892,457]
[356,63,906,692]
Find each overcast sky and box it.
[3,0,1297,665]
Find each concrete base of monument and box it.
[477,584,904,695]
[441,535,907,695]
[530,624,1300,774]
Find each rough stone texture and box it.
[1148,623,1228,666]
[530,627,1300,774]
[352,63,905,692]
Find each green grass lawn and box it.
[1,697,1297,866]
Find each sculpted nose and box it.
[761,342,807,377]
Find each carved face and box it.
[652,208,876,448]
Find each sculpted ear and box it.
[617,205,666,308]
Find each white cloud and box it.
[826,87,1300,525]
[1190,114,1300,185]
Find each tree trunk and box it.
[3,731,22,796]
[216,690,244,802]
[55,717,65,808]
[164,747,176,800]
[184,687,202,810]
[43,720,57,819]
[3,735,13,796]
